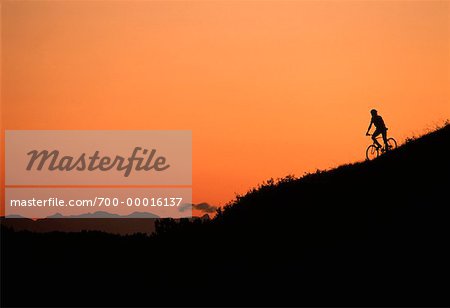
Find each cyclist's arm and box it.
[366,120,373,135]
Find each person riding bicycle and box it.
[366,109,389,151]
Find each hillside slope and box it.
[2,125,449,307]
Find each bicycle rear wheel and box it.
[387,138,397,150]
[366,144,379,161]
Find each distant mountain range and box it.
[1,211,210,235]
[44,211,160,219]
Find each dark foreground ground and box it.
[1,125,449,307]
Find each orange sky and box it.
[1,1,449,215]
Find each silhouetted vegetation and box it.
[1,124,449,307]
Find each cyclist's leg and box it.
[382,129,389,150]
[372,129,382,148]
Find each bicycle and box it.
[366,134,397,161]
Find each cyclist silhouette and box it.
[366,109,389,151]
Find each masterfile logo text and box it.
[6,130,191,185]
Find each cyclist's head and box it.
[370,109,378,116]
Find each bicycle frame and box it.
[368,134,388,144]
[366,135,397,160]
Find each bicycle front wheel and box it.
[366,145,379,161]
[387,138,397,150]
